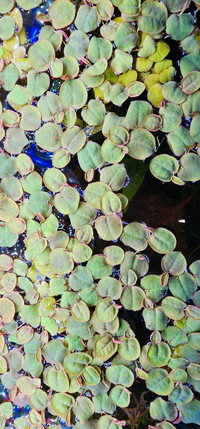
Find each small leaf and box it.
[146,368,174,396]
[51,392,74,417]
[109,385,130,408]
[63,352,92,376]
[28,40,55,72]
[73,397,94,423]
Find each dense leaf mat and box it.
[0,0,200,428]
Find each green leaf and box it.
[81,100,105,126]
[128,128,155,160]
[147,342,171,367]
[73,397,94,423]
[0,64,19,92]
[167,126,194,157]
[54,186,80,215]
[146,369,174,396]
[27,70,50,97]
[94,333,117,360]
[42,339,68,363]
[162,297,186,320]
[98,416,122,429]
[180,52,200,77]
[162,326,187,347]
[4,127,28,155]
[181,71,200,94]
[35,123,62,152]
[96,298,118,323]
[111,49,132,74]
[162,81,187,104]
[109,385,130,408]
[24,353,43,378]
[88,36,112,63]
[0,0,14,13]
[150,397,177,421]
[159,102,183,133]
[169,385,193,406]
[101,138,126,163]
[141,274,165,303]
[0,402,13,419]
[180,399,200,424]
[97,277,122,300]
[60,79,87,109]
[163,0,186,12]
[138,1,167,34]
[114,22,138,51]
[166,13,194,41]
[28,40,55,72]
[48,0,75,29]
[7,85,32,111]
[138,35,156,58]
[125,100,152,129]
[118,336,140,361]
[61,126,86,154]
[69,266,93,292]
[38,91,62,122]
[19,305,40,328]
[85,182,110,209]
[63,352,92,376]
[0,15,15,40]
[78,141,104,172]
[75,5,101,33]
[29,389,48,411]
[49,248,74,274]
[188,333,200,350]
[106,365,134,387]
[190,114,200,143]
[100,164,127,191]
[16,0,42,10]
[143,307,167,331]
[149,228,177,254]
[103,245,124,266]
[120,286,145,311]
[71,300,90,322]
[93,393,114,414]
[64,30,89,60]
[95,214,122,241]
[82,366,100,386]
[87,255,112,279]
[178,153,200,182]
[51,393,74,417]
[44,366,69,392]
[69,202,97,228]
[66,317,92,340]
[39,25,62,50]
[121,222,149,251]
[61,56,79,79]
[150,154,179,182]
[169,273,197,301]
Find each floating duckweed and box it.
[0,1,200,428]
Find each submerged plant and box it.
[0,0,200,428]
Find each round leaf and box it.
[146,369,174,396]
[49,0,75,29]
[54,186,80,215]
[28,40,55,72]
[49,248,74,274]
[60,79,87,109]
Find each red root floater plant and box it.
[0,0,200,428]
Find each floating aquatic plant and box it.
[0,0,200,428]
